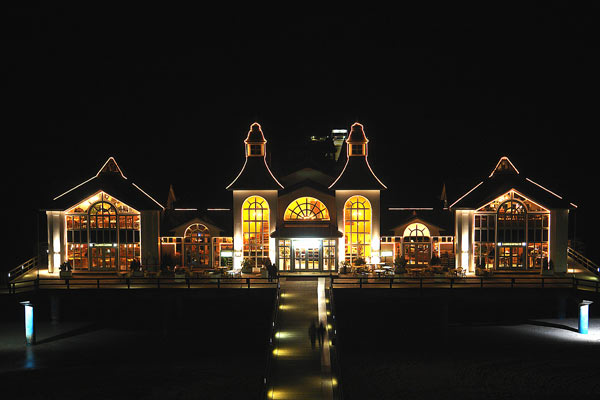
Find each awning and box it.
[270,224,343,238]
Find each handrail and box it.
[6,256,38,283]
[330,275,598,292]
[567,247,600,277]
[327,280,344,399]
[261,276,281,400]
[4,275,279,294]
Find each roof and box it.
[46,157,164,211]
[329,156,387,190]
[450,156,575,210]
[381,208,453,236]
[329,123,386,190]
[245,122,267,144]
[161,208,231,236]
[226,123,284,190]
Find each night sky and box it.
[4,4,599,268]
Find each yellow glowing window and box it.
[403,223,430,243]
[344,195,371,263]
[242,196,270,260]
[284,197,330,221]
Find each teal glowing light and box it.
[20,301,35,345]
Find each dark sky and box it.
[4,4,600,267]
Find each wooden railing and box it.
[568,247,600,277]
[262,280,282,400]
[5,276,279,294]
[6,256,38,283]
[331,275,600,292]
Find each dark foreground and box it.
[334,289,600,400]
[0,289,275,400]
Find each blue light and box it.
[20,301,35,345]
[579,300,593,335]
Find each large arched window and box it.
[66,192,141,272]
[184,224,211,267]
[284,197,330,221]
[497,200,526,269]
[344,195,371,264]
[242,196,270,263]
[89,201,118,270]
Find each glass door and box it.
[306,247,320,270]
[292,239,322,271]
[498,246,525,269]
[294,247,306,270]
[90,246,117,271]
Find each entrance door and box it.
[498,246,525,269]
[90,246,117,271]
[292,239,321,271]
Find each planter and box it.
[252,267,261,274]
[59,271,72,279]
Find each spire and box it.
[346,122,368,156]
[440,183,448,209]
[226,122,283,190]
[329,122,386,190]
[166,184,177,210]
[244,122,267,157]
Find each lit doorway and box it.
[292,239,321,271]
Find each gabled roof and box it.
[161,209,231,236]
[226,123,284,190]
[46,157,164,211]
[328,123,387,190]
[449,156,575,210]
[382,208,453,236]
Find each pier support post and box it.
[20,301,36,345]
[579,300,593,334]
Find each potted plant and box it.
[59,261,72,279]
[130,259,144,277]
[241,258,254,274]
[353,257,367,275]
[339,260,350,275]
[393,256,407,275]
[174,265,187,281]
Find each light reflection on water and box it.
[24,346,36,369]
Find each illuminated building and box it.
[43,127,574,275]
[45,158,163,273]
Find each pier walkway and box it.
[268,277,333,399]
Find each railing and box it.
[327,281,344,400]
[5,276,279,294]
[568,247,600,277]
[6,256,38,283]
[262,278,282,400]
[331,275,599,292]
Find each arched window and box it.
[403,223,430,242]
[88,201,118,270]
[284,197,330,221]
[184,224,211,267]
[497,200,526,269]
[66,192,141,272]
[344,195,371,264]
[402,223,431,266]
[242,196,270,263]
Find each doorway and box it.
[90,246,117,271]
[292,239,321,271]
